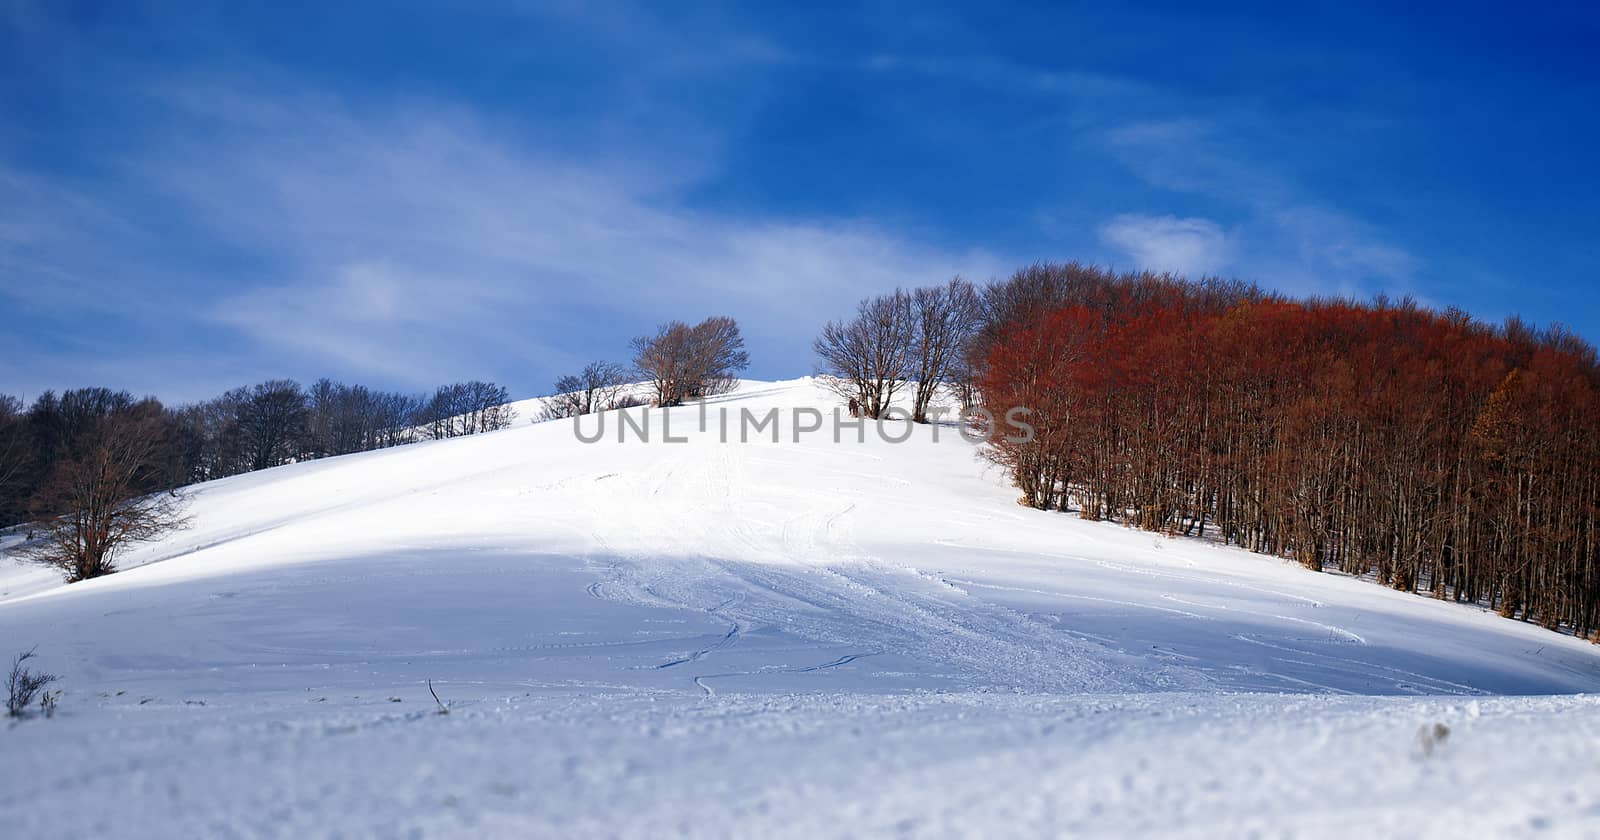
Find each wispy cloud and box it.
[2,86,1003,399]
[1098,214,1231,276]
[856,51,1425,299]
[1094,116,1420,297]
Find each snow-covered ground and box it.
[2,379,1598,837]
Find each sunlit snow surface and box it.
[2,379,1598,837]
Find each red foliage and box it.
[976,277,1600,636]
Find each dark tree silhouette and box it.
[910,278,980,423]
[238,380,309,471]
[416,381,514,439]
[547,361,629,419]
[0,395,29,524]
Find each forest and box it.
[0,378,514,537]
[971,263,1600,638]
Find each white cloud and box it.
[87,92,1005,393]
[1098,214,1231,276]
[1269,206,1419,283]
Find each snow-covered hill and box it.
[3,379,1598,837]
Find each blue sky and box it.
[2,1,1597,402]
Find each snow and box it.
[2,378,1598,837]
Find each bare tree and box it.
[947,346,979,414]
[416,381,514,439]
[239,380,309,471]
[172,388,249,482]
[22,409,189,582]
[545,361,629,419]
[633,321,692,407]
[546,376,585,420]
[374,391,425,448]
[910,278,980,423]
[814,290,914,419]
[417,386,460,440]
[460,381,515,434]
[684,317,750,399]
[632,317,750,407]
[305,378,341,458]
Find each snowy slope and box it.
[2,378,1598,838]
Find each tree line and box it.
[9,310,756,582]
[973,262,1600,638]
[1,377,514,579]
[543,315,751,418]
